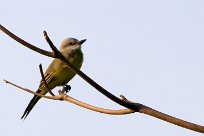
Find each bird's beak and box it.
[78,39,87,45]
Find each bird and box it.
[21,38,86,119]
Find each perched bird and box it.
[21,38,86,119]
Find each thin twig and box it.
[0,24,54,57]
[4,80,134,115]
[1,24,204,133]
[39,64,55,96]
[43,31,59,54]
[59,91,135,115]
[3,80,60,100]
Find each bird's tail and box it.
[21,89,42,119]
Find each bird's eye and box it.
[69,42,73,46]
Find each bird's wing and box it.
[21,58,65,119]
[21,72,55,119]
[39,71,54,90]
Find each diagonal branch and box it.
[1,24,204,133]
[43,29,134,110]
[43,27,204,133]
[0,24,54,57]
[39,64,55,96]
[4,80,134,115]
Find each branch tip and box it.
[39,64,55,96]
[3,79,8,83]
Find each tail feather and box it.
[21,89,42,119]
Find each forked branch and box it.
[1,24,204,133]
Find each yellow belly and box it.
[48,52,83,89]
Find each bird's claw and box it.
[62,85,71,94]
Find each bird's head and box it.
[59,38,86,51]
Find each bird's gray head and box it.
[59,38,86,51]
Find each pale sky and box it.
[0,0,204,136]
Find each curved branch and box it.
[43,28,204,133]
[1,24,204,133]
[4,80,134,115]
[43,27,138,111]
[0,24,54,57]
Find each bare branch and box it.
[4,80,60,100]
[39,64,55,96]
[43,31,132,110]
[4,80,134,115]
[0,24,54,57]
[43,30,204,133]
[1,25,204,133]
[43,31,59,55]
[140,108,204,133]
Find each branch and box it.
[1,24,204,133]
[43,26,137,111]
[43,27,204,133]
[0,24,55,57]
[4,80,60,100]
[4,80,134,115]
[39,64,55,96]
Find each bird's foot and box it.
[62,85,71,94]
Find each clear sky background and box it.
[0,0,204,136]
